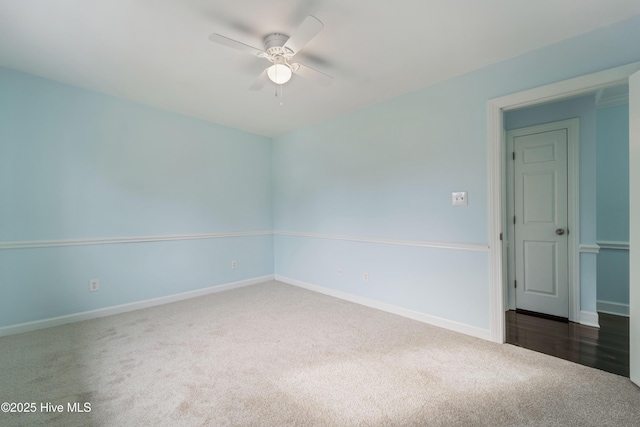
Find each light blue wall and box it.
[273,15,640,330]
[0,67,273,327]
[597,103,630,242]
[272,87,491,328]
[596,103,630,306]
[504,94,598,313]
[597,249,630,304]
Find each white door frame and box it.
[506,119,579,319]
[488,61,640,343]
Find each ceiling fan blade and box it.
[249,68,270,91]
[209,33,265,57]
[291,63,332,87]
[282,16,324,55]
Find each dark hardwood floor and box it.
[506,310,629,377]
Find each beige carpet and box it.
[0,280,638,426]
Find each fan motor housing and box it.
[263,33,289,50]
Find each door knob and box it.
[555,228,565,235]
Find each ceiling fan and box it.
[209,16,333,91]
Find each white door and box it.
[509,125,569,318]
[630,70,639,386]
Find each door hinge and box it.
[513,216,516,225]
[512,152,515,160]
[500,232,503,241]
[514,280,517,289]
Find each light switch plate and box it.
[452,191,468,206]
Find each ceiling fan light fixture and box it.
[209,15,332,91]
[267,63,292,85]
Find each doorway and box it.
[486,61,640,386]
[501,94,630,376]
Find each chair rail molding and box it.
[0,231,273,250]
[274,231,489,252]
[597,241,630,250]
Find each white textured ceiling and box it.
[1,0,639,137]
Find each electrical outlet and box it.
[231,260,237,269]
[363,272,369,282]
[338,267,343,276]
[452,191,468,206]
[89,279,100,292]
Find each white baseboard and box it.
[597,300,630,317]
[579,310,600,328]
[275,275,492,341]
[0,275,274,337]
